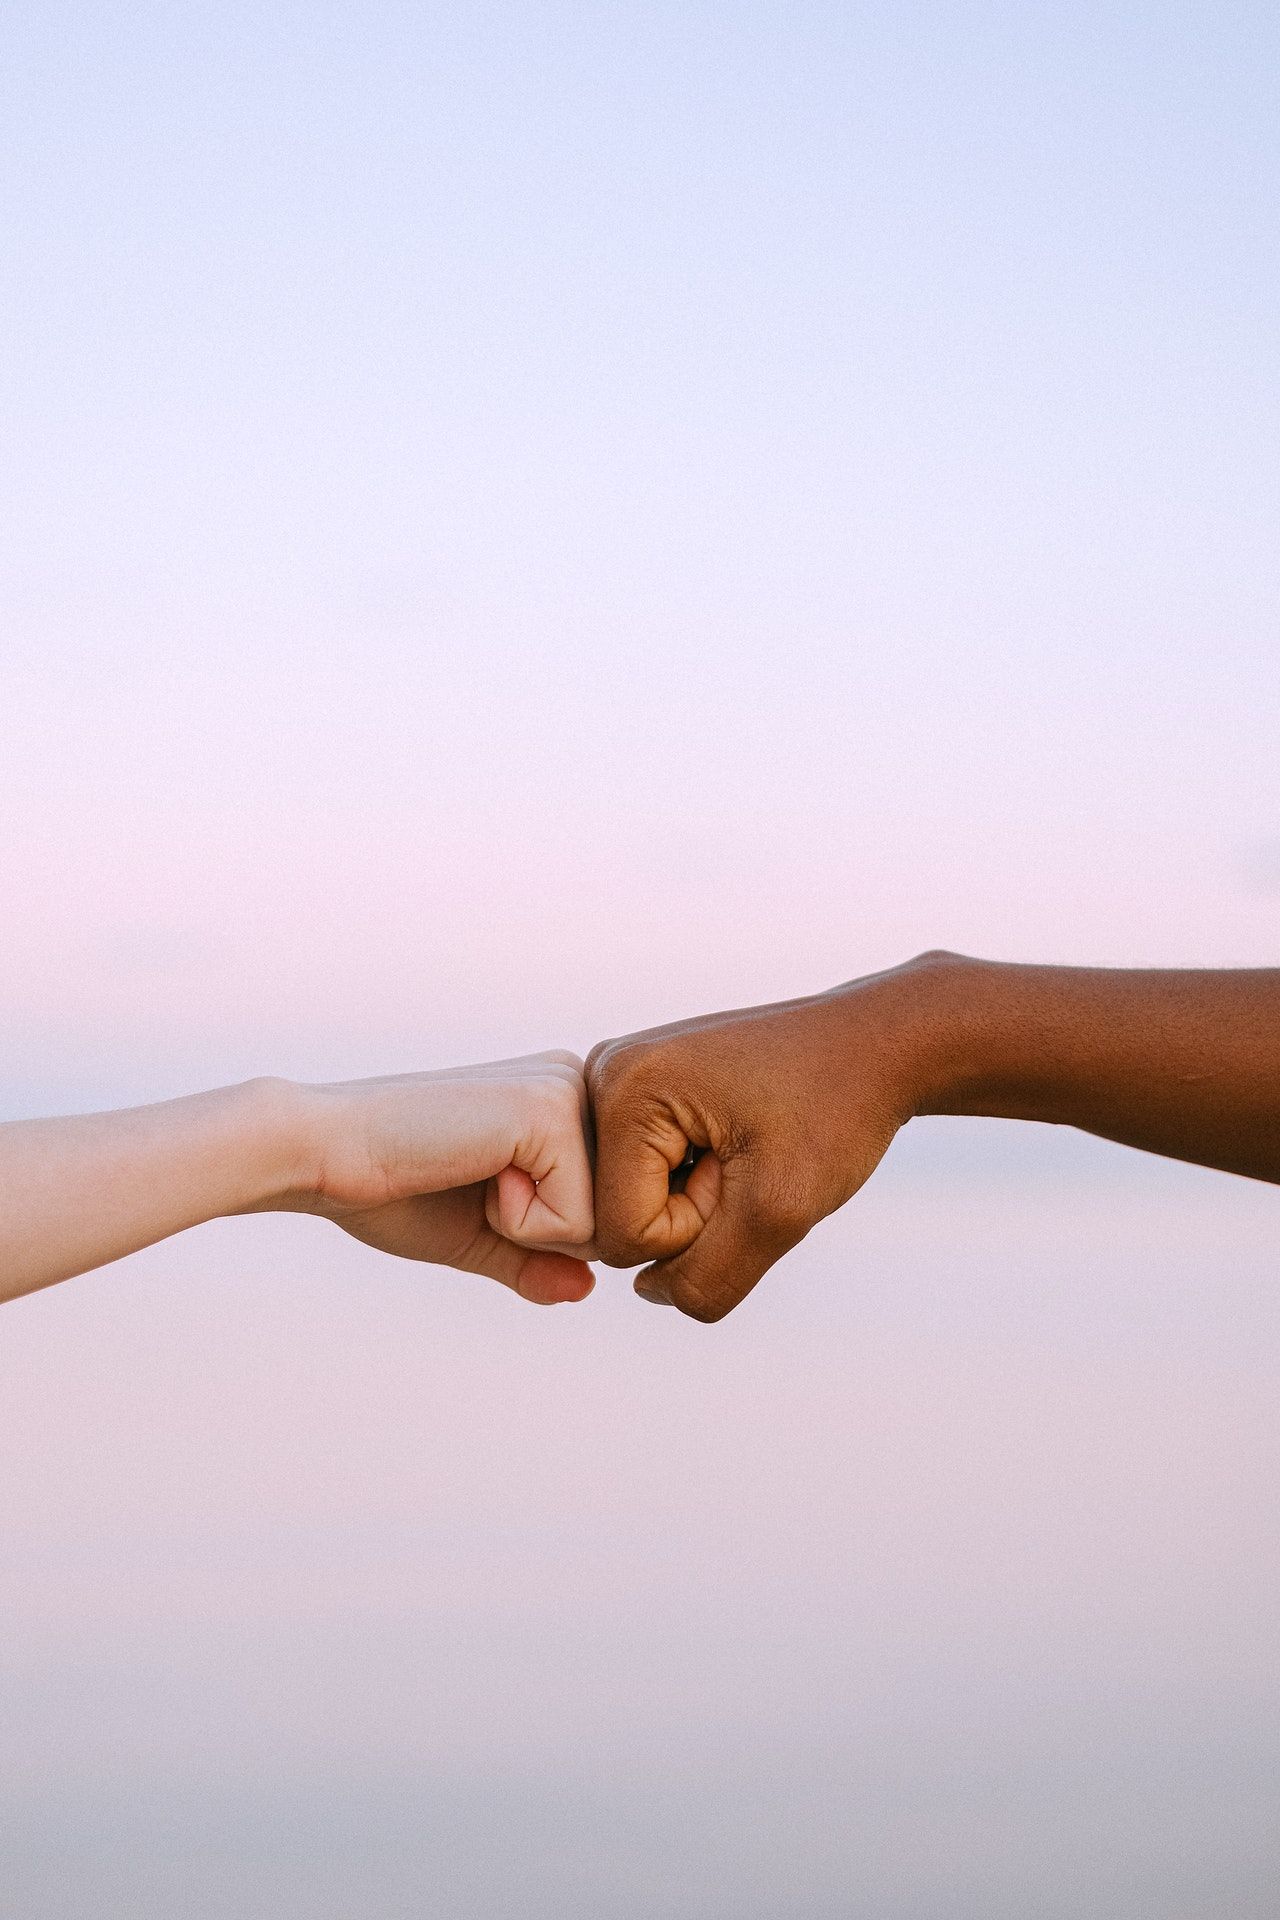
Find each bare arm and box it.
[914,956,1280,1182]
[587,953,1280,1322]
[0,1054,596,1307]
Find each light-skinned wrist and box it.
[223,1076,321,1214]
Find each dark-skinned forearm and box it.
[877,952,1280,1185]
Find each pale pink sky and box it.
[1,0,1278,1912]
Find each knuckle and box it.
[585,1038,647,1110]
[540,1048,585,1076]
[546,1071,585,1124]
[584,1038,620,1087]
[564,1192,596,1243]
[671,1282,736,1324]
[594,1198,670,1268]
[523,1070,583,1140]
[594,1224,645,1268]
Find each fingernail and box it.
[635,1282,672,1307]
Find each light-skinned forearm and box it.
[895,953,1280,1184]
[0,1055,598,1309]
[0,1079,302,1304]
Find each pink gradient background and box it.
[1,2,1278,1914]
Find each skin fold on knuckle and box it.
[532,1070,585,1149]
[670,1277,737,1324]
[553,1177,595,1247]
[583,1037,624,1095]
[586,1038,672,1129]
[591,1102,671,1267]
[555,1168,596,1248]
[594,1170,679,1265]
[500,1166,589,1250]
[595,1219,653,1269]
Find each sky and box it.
[1,2,1278,1914]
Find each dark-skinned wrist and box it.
[819,949,989,1127]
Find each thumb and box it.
[633,1157,803,1323]
[455,1229,596,1306]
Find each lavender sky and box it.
[1,3,1278,1914]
